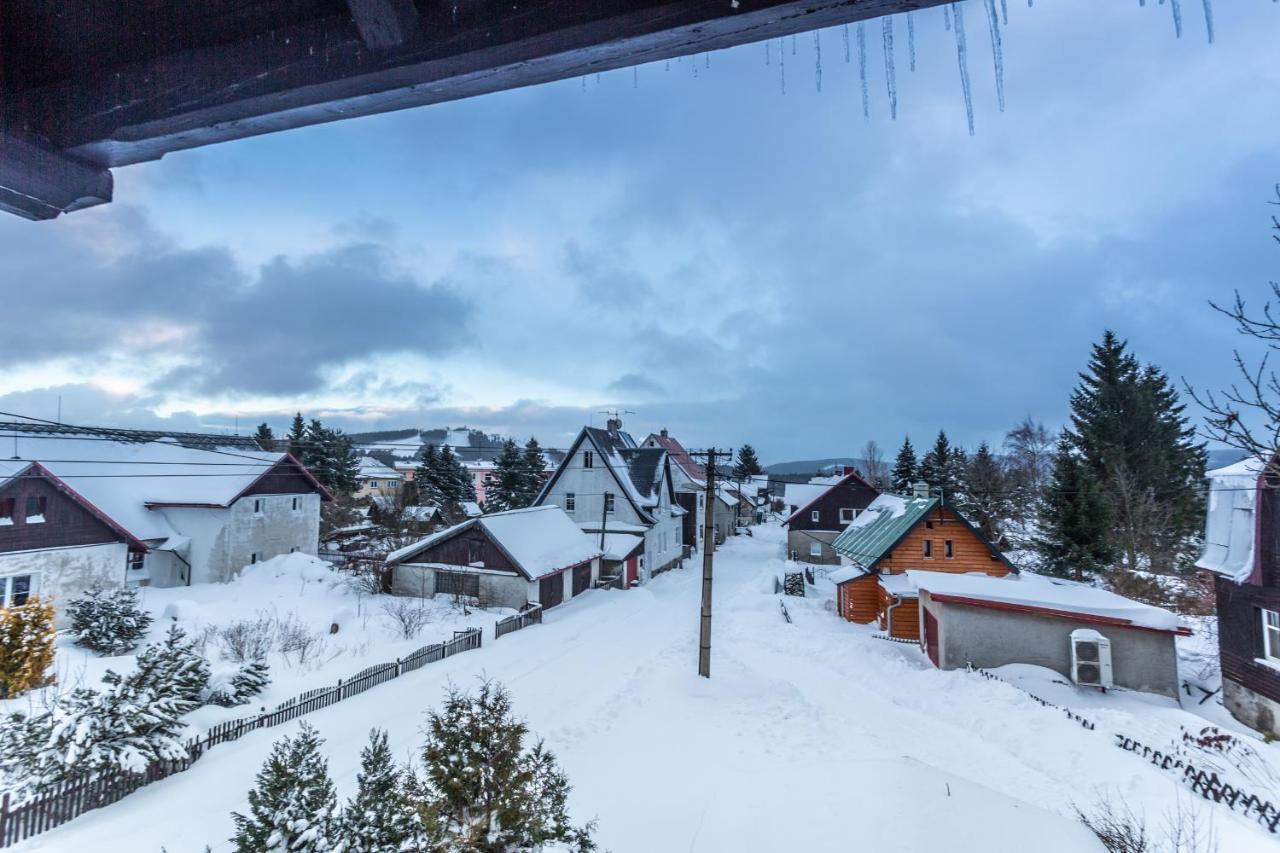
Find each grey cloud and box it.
[605,373,666,398]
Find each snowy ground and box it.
[20,527,1280,852]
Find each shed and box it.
[910,571,1189,698]
[385,505,602,610]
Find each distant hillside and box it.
[765,457,864,477]
[350,426,564,467]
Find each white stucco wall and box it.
[0,542,127,624]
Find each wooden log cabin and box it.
[829,493,1016,641]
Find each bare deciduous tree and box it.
[860,440,889,488]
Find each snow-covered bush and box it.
[134,625,211,711]
[413,681,596,852]
[231,722,339,852]
[67,585,153,655]
[337,729,422,852]
[207,660,270,707]
[277,616,324,665]
[0,595,56,698]
[382,599,429,640]
[214,615,275,662]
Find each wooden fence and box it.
[0,628,483,848]
[494,605,542,640]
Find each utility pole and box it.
[690,447,731,678]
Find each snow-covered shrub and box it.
[337,729,422,851]
[67,585,154,655]
[1076,797,1150,853]
[277,616,324,665]
[214,615,275,663]
[207,660,270,707]
[133,625,210,711]
[0,595,56,698]
[231,722,339,852]
[382,599,429,640]
[413,681,596,852]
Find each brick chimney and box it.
[660,427,668,438]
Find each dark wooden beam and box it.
[0,131,112,220]
[345,0,420,51]
[5,1,947,171]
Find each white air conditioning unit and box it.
[1070,628,1113,690]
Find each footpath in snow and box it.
[22,527,1280,852]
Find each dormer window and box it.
[0,498,13,526]
[24,496,46,524]
[583,451,594,469]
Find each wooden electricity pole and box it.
[690,447,730,678]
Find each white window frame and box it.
[583,451,594,469]
[605,493,616,513]
[24,496,46,524]
[565,492,576,512]
[809,541,823,558]
[810,510,820,523]
[1264,609,1280,663]
[0,573,36,607]
[839,508,855,524]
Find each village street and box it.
[23,523,1274,852]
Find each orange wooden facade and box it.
[835,505,1011,637]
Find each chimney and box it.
[842,465,857,476]
[606,417,622,436]
[660,428,668,438]
[911,481,931,500]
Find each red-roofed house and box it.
[643,429,706,551]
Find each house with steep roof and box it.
[1198,457,1280,734]
[0,424,330,618]
[781,468,880,564]
[642,429,706,551]
[385,505,602,610]
[355,455,403,500]
[539,419,685,586]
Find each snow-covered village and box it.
[1,1,1279,852]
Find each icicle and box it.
[945,5,953,31]
[1201,0,1215,44]
[792,34,797,55]
[1000,0,1009,25]
[907,12,917,72]
[1170,0,1184,38]
[843,25,851,62]
[815,31,823,93]
[780,37,786,95]
[766,41,771,65]
[856,23,870,120]
[882,17,898,120]
[705,52,711,69]
[952,2,976,136]
[665,59,670,72]
[983,0,1006,112]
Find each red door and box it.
[923,610,940,668]
[539,573,564,609]
[625,556,638,587]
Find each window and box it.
[811,510,820,523]
[583,451,594,469]
[253,499,263,515]
[467,540,484,566]
[250,552,261,565]
[565,492,576,512]
[1264,609,1280,663]
[289,547,297,553]
[1,574,33,607]
[839,508,855,524]
[923,539,933,558]
[945,540,954,559]
[292,497,300,512]
[0,498,13,526]
[809,541,823,557]
[436,570,479,598]
[24,496,46,524]
[128,551,145,572]
[925,520,935,529]
[605,493,615,513]
[369,480,379,489]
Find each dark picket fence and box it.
[969,667,1097,730]
[0,627,483,848]
[494,605,542,640]
[1114,733,1280,834]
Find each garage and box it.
[573,562,591,596]
[539,572,565,609]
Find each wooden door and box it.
[625,556,638,587]
[539,573,564,609]
[572,563,591,596]
[923,609,940,668]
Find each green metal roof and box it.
[830,495,938,569]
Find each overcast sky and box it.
[0,1,1275,463]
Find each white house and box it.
[642,429,705,551]
[385,505,602,610]
[0,423,330,617]
[354,455,403,500]
[538,419,685,586]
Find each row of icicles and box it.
[580,0,1223,137]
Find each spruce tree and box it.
[416,445,445,507]
[133,625,210,712]
[485,439,524,513]
[732,445,764,480]
[338,729,422,852]
[68,585,153,655]
[964,442,1010,545]
[287,413,308,459]
[232,723,339,852]
[254,423,276,452]
[0,596,56,699]
[919,431,964,500]
[891,437,918,492]
[412,682,595,852]
[1036,433,1112,580]
[517,437,550,507]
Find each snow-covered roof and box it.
[716,484,740,507]
[357,456,402,480]
[908,571,1186,634]
[387,505,602,580]
[0,429,323,543]
[1196,456,1262,584]
[402,504,441,522]
[644,433,706,487]
[461,501,482,518]
[829,494,926,568]
[600,532,644,561]
[781,470,876,527]
[539,426,671,525]
[879,572,919,599]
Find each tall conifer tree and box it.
[891,437,918,492]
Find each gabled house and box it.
[781,469,880,564]
[642,429,706,551]
[0,425,330,618]
[829,493,1015,639]
[355,455,403,500]
[539,419,685,585]
[385,505,602,610]
[1198,457,1280,734]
